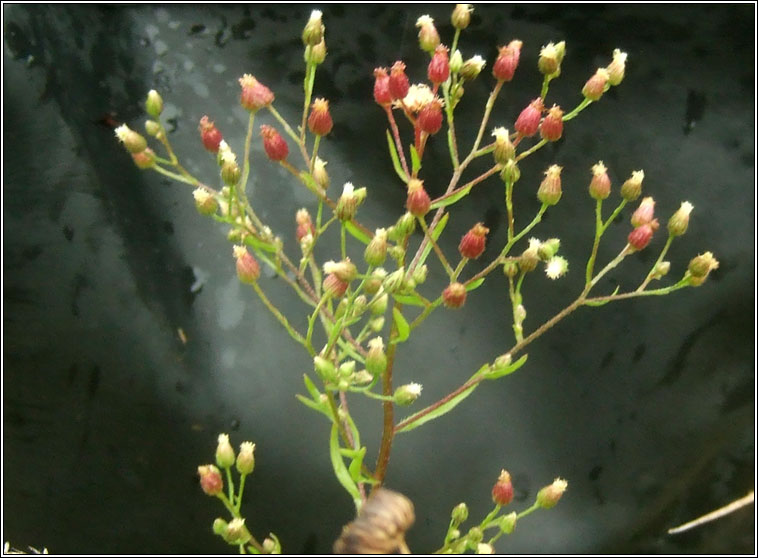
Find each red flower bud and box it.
[492,40,522,82]
[199,116,223,153]
[406,179,431,217]
[459,223,489,260]
[514,97,544,137]
[234,246,261,284]
[442,282,467,309]
[131,148,156,169]
[373,67,392,106]
[417,99,443,135]
[427,45,450,85]
[389,61,410,101]
[540,105,564,142]
[260,125,289,161]
[308,98,333,136]
[323,273,348,298]
[631,196,655,227]
[492,470,514,506]
[628,220,658,251]
[239,74,274,112]
[198,465,223,496]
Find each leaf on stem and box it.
[344,220,371,245]
[429,183,475,210]
[584,285,620,306]
[482,354,528,380]
[330,423,362,508]
[386,129,409,183]
[391,307,410,344]
[243,235,278,253]
[418,212,449,267]
[295,394,332,420]
[303,373,321,400]
[410,144,422,175]
[395,382,479,433]
[392,293,427,307]
[348,446,367,482]
[466,277,486,291]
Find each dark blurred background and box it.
[3,4,755,554]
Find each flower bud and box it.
[620,170,644,201]
[667,201,694,237]
[383,268,406,294]
[314,355,338,383]
[131,148,156,169]
[365,268,387,295]
[411,264,428,285]
[145,89,163,117]
[606,49,627,86]
[582,68,610,102]
[492,40,522,82]
[323,259,357,282]
[537,478,568,509]
[197,464,223,496]
[417,99,443,135]
[686,251,719,286]
[312,157,330,191]
[500,159,520,184]
[260,125,288,161]
[323,273,348,298]
[336,182,366,222]
[540,105,564,142]
[115,124,147,154]
[406,179,431,217]
[262,537,281,554]
[628,220,659,251]
[503,259,519,278]
[460,55,486,81]
[225,518,252,546]
[221,160,241,186]
[514,98,544,137]
[198,116,223,153]
[519,240,541,272]
[366,337,387,376]
[391,212,417,240]
[451,4,473,30]
[537,238,561,260]
[449,49,464,74]
[428,45,450,85]
[589,161,611,200]
[193,188,218,216]
[145,119,161,137]
[389,61,410,101]
[369,291,388,315]
[538,41,566,76]
[309,38,327,65]
[492,469,514,506]
[476,543,494,554]
[466,527,483,548]
[544,255,569,279]
[295,208,315,242]
[442,282,467,309]
[416,15,440,54]
[215,433,236,468]
[537,164,563,206]
[302,10,324,46]
[239,74,274,112]
[364,228,388,267]
[236,441,255,475]
[234,245,260,284]
[212,517,228,537]
[652,261,671,279]
[394,382,423,405]
[631,196,655,227]
[492,127,515,164]
[373,67,392,106]
[451,502,469,524]
[388,245,405,263]
[308,98,333,136]
[498,512,517,534]
[338,360,356,379]
[459,223,489,260]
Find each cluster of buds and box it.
[582,49,627,102]
[115,122,155,169]
[628,197,659,251]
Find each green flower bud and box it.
[236,441,256,475]
[145,89,164,118]
[215,433,236,469]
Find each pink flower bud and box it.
[442,282,467,309]
[627,220,659,251]
[308,98,333,136]
[199,116,223,153]
[459,223,489,260]
[131,148,156,169]
[233,246,260,284]
[295,208,315,242]
[492,469,514,506]
[631,196,655,227]
[582,68,610,102]
[260,125,288,161]
[492,40,522,82]
[537,164,563,206]
[406,179,431,217]
[197,464,223,496]
[514,97,544,137]
[588,161,611,200]
[373,67,392,106]
[239,74,274,112]
[540,105,564,142]
[428,45,450,85]
[389,61,410,101]
[417,99,443,135]
[323,273,348,298]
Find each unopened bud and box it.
[514,98,544,137]
[582,68,610,102]
[225,518,252,545]
[451,502,469,524]
[391,212,417,240]
[537,478,568,509]
[498,512,517,534]
[628,220,659,251]
[652,261,671,279]
[460,55,486,81]
[620,170,645,201]
[369,316,385,332]
[314,355,338,383]
[312,157,330,190]
[503,259,519,278]
[131,148,156,169]
[449,49,464,74]
[365,228,388,267]
[394,382,423,405]
[193,188,218,216]
[221,160,241,186]
[417,99,444,135]
[442,282,467,309]
[145,119,161,137]
[537,164,563,206]
[476,543,494,554]
[323,259,357,282]
[406,179,431,217]
[667,201,693,237]
[115,124,147,154]
[323,273,348,298]
[145,89,164,118]
[492,40,522,82]
[686,252,719,286]
[492,127,515,164]
[492,469,514,506]
[389,61,410,101]
[236,441,256,475]
[239,74,274,112]
[538,41,566,76]
[500,159,521,184]
[366,337,387,376]
[451,4,473,30]
[519,240,541,272]
[589,161,611,200]
[540,105,564,142]
[260,125,289,161]
[416,15,440,54]
[537,238,561,260]
[302,10,324,46]
[459,223,489,260]
[411,263,428,285]
[373,67,392,106]
[308,98,333,136]
[428,45,451,85]
[197,464,223,496]
[365,268,387,295]
[215,433,236,468]
[310,38,327,65]
[466,527,483,548]
[336,182,366,222]
[383,268,406,294]
[606,49,627,86]
[369,292,388,315]
[212,518,228,537]
[631,196,656,227]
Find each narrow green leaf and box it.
[243,235,277,253]
[303,373,321,401]
[466,277,486,291]
[330,423,362,508]
[345,220,371,245]
[295,394,332,420]
[392,293,426,307]
[584,285,620,306]
[419,212,449,267]
[429,183,474,210]
[396,383,478,433]
[348,446,367,482]
[483,354,528,380]
[391,307,410,343]
[386,130,409,183]
[410,144,422,175]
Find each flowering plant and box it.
[115,5,719,553]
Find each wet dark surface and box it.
[3,4,755,554]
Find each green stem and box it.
[418,217,454,277]
[515,138,547,162]
[636,234,674,291]
[585,199,604,285]
[236,473,247,514]
[562,97,592,121]
[250,282,309,350]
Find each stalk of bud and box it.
[540,105,564,142]
[491,469,514,506]
[233,246,261,284]
[308,98,333,136]
[514,98,544,137]
[416,15,440,54]
[537,165,563,206]
[451,4,473,30]
[582,68,610,102]
[199,116,223,153]
[442,282,467,309]
[417,99,443,135]
[589,161,611,200]
[667,201,694,237]
[406,179,431,217]
[537,478,568,509]
[428,45,451,85]
[239,74,274,112]
[260,125,289,161]
[620,170,645,201]
[373,67,392,106]
[459,223,489,259]
[389,61,410,101]
[492,40,522,82]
